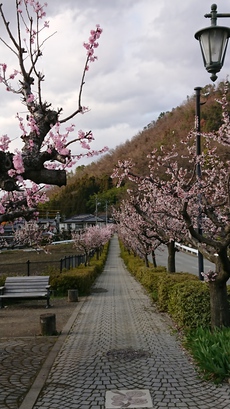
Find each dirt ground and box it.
[0,297,78,338]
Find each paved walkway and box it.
[19,236,230,408]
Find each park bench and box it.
[0,276,51,309]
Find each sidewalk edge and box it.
[19,297,87,409]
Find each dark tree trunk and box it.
[85,251,90,266]
[144,254,149,268]
[208,251,230,328]
[167,241,176,273]
[209,281,230,328]
[152,250,157,268]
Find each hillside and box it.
[41,82,230,218]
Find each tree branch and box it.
[23,168,66,186]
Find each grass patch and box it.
[184,327,230,384]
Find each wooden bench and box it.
[0,276,51,309]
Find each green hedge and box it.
[120,242,212,329]
[50,242,109,296]
[157,272,198,312]
[167,281,211,328]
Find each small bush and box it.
[50,266,95,296]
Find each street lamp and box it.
[194,86,204,281]
[194,4,230,278]
[195,4,230,82]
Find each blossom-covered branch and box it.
[0,0,107,222]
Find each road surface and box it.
[154,245,215,277]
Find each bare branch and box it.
[0,3,19,51]
[65,130,92,147]
[59,107,82,124]
[0,37,18,56]
[60,53,90,123]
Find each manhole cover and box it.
[106,348,150,361]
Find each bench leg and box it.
[46,293,51,308]
[0,299,3,309]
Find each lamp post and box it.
[194,4,230,278]
[195,4,230,82]
[194,86,204,281]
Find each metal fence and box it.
[0,254,88,276]
[60,254,86,273]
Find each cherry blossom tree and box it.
[13,219,53,252]
[113,87,230,328]
[0,0,107,226]
[113,165,184,273]
[72,225,114,265]
[113,199,160,267]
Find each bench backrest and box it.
[4,276,50,294]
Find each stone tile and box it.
[105,389,153,408]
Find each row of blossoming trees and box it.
[112,87,230,328]
[13,222,114,264]
[0,0,107,228]
[72,224,115,266]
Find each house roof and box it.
[38,218,57,225]
[63,214,105,223]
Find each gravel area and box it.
[0,297,78,338]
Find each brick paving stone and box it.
[28,235,230,408]
[0,337,55,409]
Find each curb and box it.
[19,297,87,409]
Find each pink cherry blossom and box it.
[27,93,35,103]
[0,134,10,150]
[13,150,25,174]
[0,203,6,214]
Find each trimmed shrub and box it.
[157,272,198,312]
[50,266,95,296]
[167,281,211,328]
[49,242,109,296]
[129,266,168,304]
[119,242,212,329]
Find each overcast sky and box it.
[1,0,230,166]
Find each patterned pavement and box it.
[1,235,230,409]
[0,337,55,409]
[32,235,230,408]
